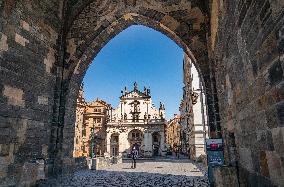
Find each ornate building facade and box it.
[73,86,110,157]
[105,83,166,158]
[179,54,208,159]
[190,64,208,160]
[179,54,195,155]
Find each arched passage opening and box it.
[152,132,161,156]
[128,129,144,154]
[67,24,209,183]
[49,0,220,180]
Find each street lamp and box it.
[90,129,96,158]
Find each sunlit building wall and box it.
[179,54,208,159]
[73,85,110,157]
[106,83,166,158]
[191,67,209,160]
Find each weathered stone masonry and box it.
[0,0,283,186]
[0,0,62,186]
[213,0,284,186]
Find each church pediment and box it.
[120,82,151,99]
[87,99,110,107]
[121,90,150,99]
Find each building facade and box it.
[179,54,195,155]
[105,83,166,158]
[73,86,110,157]
[179,54,208,159]
[190,65,208,160]
[165,114,181,152]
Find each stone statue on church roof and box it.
[134,82,138,91]
[159,102,165,110]
[147,87,151,96]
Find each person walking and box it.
[177,146,180,159]
[131,147,138,169]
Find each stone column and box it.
[160,132,165,156]
[119,132,128,154]
[143,133,148,155]
[144,132,152,157]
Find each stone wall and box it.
[212,0,284,186]
[73,87,86,157]
[212,166,239,187]
[74,157,88,170]
[0,0,63,185]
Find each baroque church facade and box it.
[105,83,166,158]
[73,83,167,158]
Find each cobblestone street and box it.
[41,158,208,187]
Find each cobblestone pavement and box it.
[41,158,208,187]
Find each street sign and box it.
[206,138,224,186]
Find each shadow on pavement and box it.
[39,169,209,187]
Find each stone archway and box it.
[52,0,220,176]
[128,129,144,155]
[2,0,283,186]
[57,0,284,185]
[110,133,119,156]
[152,132,161,156]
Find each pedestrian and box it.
[131,147,138,169]
[174,147,178,157]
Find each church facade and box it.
[105,83,167,158]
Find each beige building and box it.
[165,114,181,152]
[106,83,167,158]
[73,86,110,157]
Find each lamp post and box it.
[90,129,96,158]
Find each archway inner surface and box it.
[61,2,220,166]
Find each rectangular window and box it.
[114,136,118,143]
[97,118,101,123]
[82,129,86,136]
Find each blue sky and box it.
[83,25,184,119]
